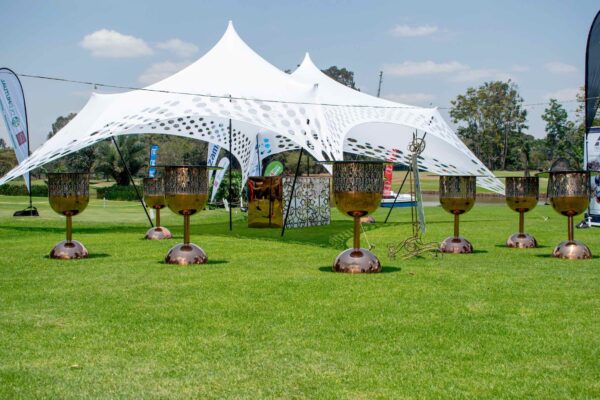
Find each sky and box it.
[0,0,597,149]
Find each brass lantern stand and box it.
[505,176,539,248]
[439,175,476,253]
[143,177,172,240]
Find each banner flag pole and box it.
[0,67,38,216]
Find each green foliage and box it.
[45,113,97,173]
[450,80,528,170]
[0,183,48,196]
[321,66,358,90]
[212,170,243,205]
[0,148,17,176]
[95,136,146,186]
[96,184,140,201]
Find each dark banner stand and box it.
[281,148,304,237]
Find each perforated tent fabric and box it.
[0,21,503,194]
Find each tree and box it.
[94,135,146,185]
[0,138,7,149]
[45,113,96,172]
[321,66,358,90]
[541,99,569,162]
[449,80,528,170]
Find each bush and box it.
[96,185,140,201]
[0,184,48,197]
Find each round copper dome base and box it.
[145,226,172,240]
[440,236,473,254]
[506,232,537,249]
[552,240,592,260]
[333,248,381,274]
[50,240,89,260]
[165,243,207,265]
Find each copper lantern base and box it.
[165,243,207,265]
[50,240,88,259]
[506,232,537,249]
[333,248,381,274]
[440,236,473,254]
[145,226,172,240]
[553,240,592,260]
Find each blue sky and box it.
[0,0,597,149]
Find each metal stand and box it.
[281,148,303,237]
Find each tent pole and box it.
[281,148,303,237]
[111,137,153,227]
[384,168,410,224]
[256,133,261,176]
[228,112,233,231]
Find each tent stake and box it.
[281,148,303,237]
[111,137,153,227]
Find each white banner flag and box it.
[0,68,30,191]
[210,157,230,203]
[586,127,600,217]
[207,142,220,181]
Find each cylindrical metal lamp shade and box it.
[439,175,476,214]
[48,173,89,216]
[547,171,592,259]
[505,176,539,248]
[164,166,208,216]
[548,171,590,217]
[143,177,166,209]
[333,162,384,217]
[47,173,89,259]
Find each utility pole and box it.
[377,71,383,98]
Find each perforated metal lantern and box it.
[143,177,172,240]
[164,166,209,264]
[505,176,539,248]
[331,161,385,273]
[439,175,476,253]
[47,173,89,259]
[548,171,592,259]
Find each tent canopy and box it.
[0,21,503,194]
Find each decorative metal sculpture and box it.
[143,177,172,240]
[332,161,384,273]
[164,166,209,264]
[47,173,89,259]
[548,171,592,259]
[247,176,283,228]
[505,176,539,248]
[439,175,476,253]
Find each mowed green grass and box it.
[0,195,599,399]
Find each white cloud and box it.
[80,29,153,58]
[390,24,439,37]
[384,61,468,76]
[156,39,198,58]
[384,60,511,83]
[450,68,512,83]
[543,87,579,101]
[511,64,530,72]
[544,62,577,74]
[138,61,191,85]
[383,93,436,105]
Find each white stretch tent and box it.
[0,21,503,193]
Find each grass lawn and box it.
[0,195,599,399]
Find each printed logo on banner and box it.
[16,131,26,145]
[11,116,19,128]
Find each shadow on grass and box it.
[317,266,401,274]
[156,259,229,266]
[534,254,598,259]
[43,253,111,260]
[493,244,551,249]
